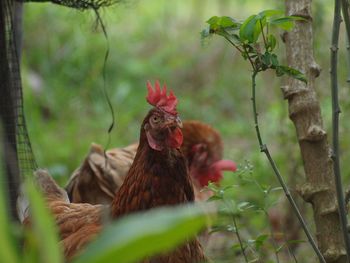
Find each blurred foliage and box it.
[20,0,350,261]
[0,165,211,263]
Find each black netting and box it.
[0,0,117,221]
[24,0,122,10]
[0,0,37,220]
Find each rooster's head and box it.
[143,81,183,151]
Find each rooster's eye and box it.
[151,115,160,124]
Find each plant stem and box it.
[264,210,280,263]
[342,0,350,82]
[341,0,350,46]
[251,72,326,263]
[331,0,350,260]
[224,198,249,262]
[223,32,244,54]
[243,45,257,72]
[232,215,249,263]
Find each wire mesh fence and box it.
[0,0,37,220]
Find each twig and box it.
[331,0,350,259]
[223,198,249,262]
[223,31,245,54]
[341,0,350,46]
[342,0,350,82]
[243,45,257,72]
[232,215,249,263]
[345,37,350,83]
[250,73,326,263]
[263,210,280,263]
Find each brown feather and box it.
[23,110,208,262]
[66,120,224,204]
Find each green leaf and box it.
[239,14,260,43]
[209,224,228,234]
[25,180,63,263]
[267,34,277,51]
[0,159,19,263]
[206,16,240,33]
[261,52,271,66]
[74,204,212,263]
[270,54,279,67]
[238,201,254,211]
[270,17,294,30]
[277,65,307,83]
[207,195,223,202]
[232,242,246,252]
[255,234,269,250]
[206,16,219,26]
[270,16,305,31]
[217,16,237,27]
[258,10,284,19]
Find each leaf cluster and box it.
[202,10,307,83]
[204,161,302,262]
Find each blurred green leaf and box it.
[207,195,223,202]
[0,163,19,263]
[276,65,307,83]
[207,16,220,26]
[255,234,269,250]
[74,204,212,263]
[267,34,277,51]
[239,14,259,43]
[238,201,254,211]
[207,16,240,30]
[258,10,284,19]
[269,16,304,31]
[261,52,271,66]
[25,180,63,263]
[270,53,279,67]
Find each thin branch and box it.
[345,37,350,83]
[251,72,326,263]
[341,0,350,45]
[222,31,245,54]
[224,198,249,262]
[263,210,280,263]
[232,215,249,263]
[331,0,350,260]
[251,72,263,147]
[243,45,257,72]
[341,0,350,82]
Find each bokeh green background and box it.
[20,0,350,260]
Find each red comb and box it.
[146,80,178,115]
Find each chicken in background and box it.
[66,120,236,204]
[19,81,207,262]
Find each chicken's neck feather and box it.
[111,134,194,218]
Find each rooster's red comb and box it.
[146,80,178,115]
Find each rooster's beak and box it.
[164,115,183,129]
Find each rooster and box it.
[66,121,236,204]
[20,81,207,262]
